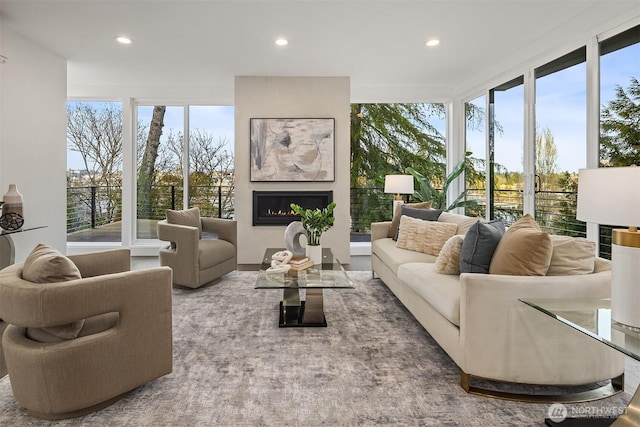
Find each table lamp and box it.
[384,175,414,214]
[577,166,640,329]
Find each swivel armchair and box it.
[157,207,237,288]
[0,248,173,419]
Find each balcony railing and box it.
[66,185,612,258]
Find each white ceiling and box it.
[1,0,639,103]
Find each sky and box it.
[67,43,638,173]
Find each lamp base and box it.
[611,229,640,329]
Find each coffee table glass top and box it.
[255,247,354,289]
[520,298,640,362]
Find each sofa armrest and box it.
[201,217,237,248]
[458,270,622,384]
[371,221,392,242]
[68,249,131,277]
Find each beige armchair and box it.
[157,208,237,288]
[0,248,173,419]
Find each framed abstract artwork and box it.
[250,118,335,182]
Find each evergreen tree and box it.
[600,77,640,166]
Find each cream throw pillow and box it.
[167,207,202,238]
[435,235,464,275]
[396,215,458,256]
[547,235,596,275]
[489,214,553,276]
[387,201,432,238]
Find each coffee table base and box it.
[279,288,327,327]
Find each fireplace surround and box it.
[253,191,333,226]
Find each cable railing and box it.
[67,185,610,258]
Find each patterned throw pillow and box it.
[396,215,458,256]
[387,201,433,239]
[435,235,464,275]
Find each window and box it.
[66,101,123,243]
[534,47,587,237]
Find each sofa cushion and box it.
[547,235,596,275]
[388,201,432,238]
[372,238,437,275]
[199,239,236,269]
[22,244,85,341]
[167,207,202,238]
[393,205,442,240]
[459,220,505,273]
[396,216,458,256]
[489,214,553,276]
[435,235,464,275]
[398,262,461,326]
[438,212,480,235]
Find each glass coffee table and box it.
[255,248,354,327]
[521,298,640,427]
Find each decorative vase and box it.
[306,244,323,265]
[1,184,24,231]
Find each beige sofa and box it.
[371,211,625,401]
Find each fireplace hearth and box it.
[253,191,333,226]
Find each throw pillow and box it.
[22,244,85,341]
[393,205,443,241]
[167,207,202,238]
[435,235,464,275]
[396,215,458,256]
[387,201,432,238]
[459,220,505,273]
[546,235,596,276]
[489,214,553,276]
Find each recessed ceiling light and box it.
[115,36,133,45]
[425,39,440,47]
[275,38,289,46]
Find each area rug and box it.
[0,271,636,426]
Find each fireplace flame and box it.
[266,208,299,217]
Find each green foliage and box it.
[290,202,337,246]
[405,153,480,211]
[600,77,640,167]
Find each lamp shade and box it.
[384,175,414,195]
[577,167,640,227]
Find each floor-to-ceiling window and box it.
[136,104,235,241]
[598,25,640,258]
[66,101,123,243]
[464,95,487,217]
[534,47,587,237]
[489,77,524,225]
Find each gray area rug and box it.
[0,271,637,426]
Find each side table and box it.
[0,226,47,269]
[521,298,640,427]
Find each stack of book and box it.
[289,255,314,271]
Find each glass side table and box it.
[0,226,47,269]
[521,298,640,427]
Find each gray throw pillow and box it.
[459,220,505,273]
[393,206,443,241]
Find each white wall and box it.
[234,76,351,264]
[0,27,67,260]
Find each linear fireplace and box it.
[253,190,333,226]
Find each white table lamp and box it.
[384,175,414,214]
[577,166,640,328]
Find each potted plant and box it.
[290,202,336,264]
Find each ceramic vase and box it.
[306,244,323,265]
[3,184,23,217]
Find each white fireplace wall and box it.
[234,76,351,264]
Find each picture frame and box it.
[250,118,335,182]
